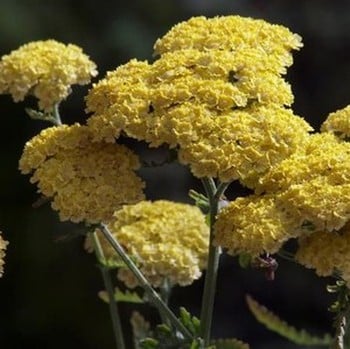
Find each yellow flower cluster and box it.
[0,232,8,277]
[215,131,350,257]
[154,15,303,68]
[0,40,97,110]
[296,223,350,286]
[214,195,297,256]
[86,15,311,182]
[321,105,350,140]
[101,200,209,287]
[19,124,144,223]
[177,103,311,184]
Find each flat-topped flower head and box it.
[154,16,303,68]
[86,15,309,182]
[177,103,312,184]
[0,40,97,111]
[256,133,350,194]
[321,105,350,140]
[214,195,298,257]
[101,200,209,287]
[296,223,350,287]
[19,124,144,223]
[0,233,8,277]
[277,178,350,232]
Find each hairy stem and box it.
[99,224,193,341]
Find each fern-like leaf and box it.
[212,338,250,349]
[246,295,332,346]
[98,288,144,304]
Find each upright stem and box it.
[91,232,126,349]
[199,178,229,345]
[99,224,193,342]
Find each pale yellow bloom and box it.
[0,233,8,277]
[321,105,350,140]
[214,195,298,257]
[0,40,97,110]
[100,201,209,287]
[296,223,350,287]
[19,124,144,223]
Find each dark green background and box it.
[1,1,349,348]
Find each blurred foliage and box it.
[1,1,349,348]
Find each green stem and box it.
[99,224,193,342]
[159,278,172,327]
[199,178,230,345]
[91,232,126,349]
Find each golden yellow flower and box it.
[177,103,312,184]
[86,15,309,182]
[321,105,350,140]
[101,200,209,287]
[0,40,97,110]
[19,124,144,223]
[214,195,298,257]
[154,16,303,69]
[277,178,350,232]
[0,232,8,277]
[86,59,152,143]
[256,133,350,194]
[296,223,350,286]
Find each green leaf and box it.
[139,338,159,349]
[189,189,210,212]
[115,288,144,303]
[212,338,250,349]
[98,288,144,304]
[246,295,332,346]
[179,307,201,336]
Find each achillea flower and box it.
[0,233,8,277]
[86,60,152,143]
[214,195,298,257]
[177,103,312,184]
[100,201,209,287]
[277,178,350,232]
[256,133,350,194]
[0,40,97,111]
[19,124,144,223]
[154,16,303,68]
[296,224,350,286]
[321,105,350,140]
[86,15,309,182]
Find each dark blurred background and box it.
[1,1,349,348]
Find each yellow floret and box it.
[154,16,302,68]
[321,105,350,140]
[0,40,97,110]
[92,201,209,287]
[214,195,298,257]
[178,103,312,183]
[19,124,144,223]
[256,133,350,194]
[296,224,350,287]
[277,178,350,232]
